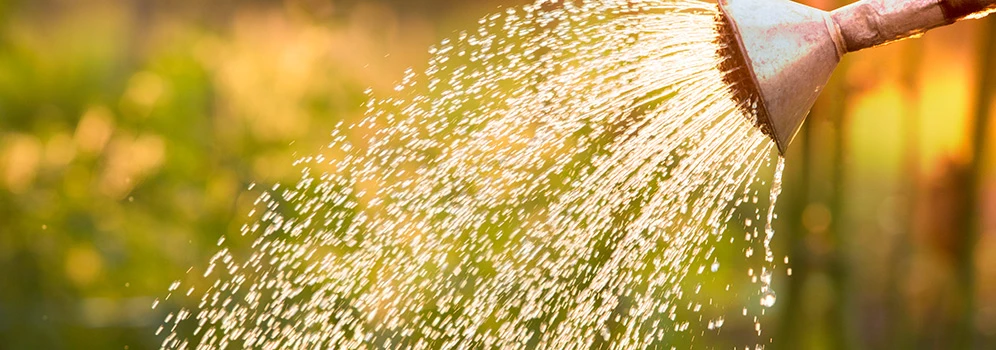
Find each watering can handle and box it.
[830,0,996,53]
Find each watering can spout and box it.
[718,0,996,154]
[717,0,843,154]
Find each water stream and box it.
[159,0,786,348]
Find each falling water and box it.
[159,0,787,348]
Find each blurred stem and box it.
[777,104,813,350]
[955,16,996,349]
[827,58,854,350]
[885,39,922,349]
[828,0,855,343]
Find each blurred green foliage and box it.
[0,1,397,347]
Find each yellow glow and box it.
[65,245,104,287]
[1,134,42,193]
[75,106,115,155]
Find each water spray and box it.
[718,0,996,154]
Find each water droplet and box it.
[760,269,772,285]
[760,290,777,308]
[710,260,720,272]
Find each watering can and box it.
[718,0,996,153]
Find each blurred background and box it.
[0,0,992,348]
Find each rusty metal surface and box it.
[720,0,996,153]
[719,0,843,153]
[831,0,948,52]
